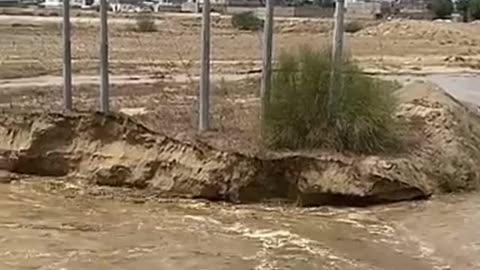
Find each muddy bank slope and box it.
[0,81,479,205]
[395,81,480,192]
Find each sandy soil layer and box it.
[1,15,480,79]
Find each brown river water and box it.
[0,180,478,270]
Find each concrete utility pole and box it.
[261,0,274,102]
[99,0,110,113]
[62,0,72,111]
[199,0,211,131]
[331,0,345,70]
[329,0,345,111]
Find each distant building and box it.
[40,0,86,8]
[345,1,382,19]
[343,0,432,19]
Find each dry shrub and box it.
[231,12,263,31]
[135,12,156,32]
[344,20,364,33]
[263,46,404,154]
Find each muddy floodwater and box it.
[0,181,478,270]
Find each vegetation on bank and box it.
[231,12,263,31]
[135,11,156,32]
[344,20,365,33]
[263,46,404,154]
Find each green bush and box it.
[428,0,454,19]
[344,20,364,33]
[135,12,156,32]
[263,46,403,154]
[231,12,263,31]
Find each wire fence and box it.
[0,10,263,151]
[1,4,473,150]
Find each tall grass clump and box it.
[263,46,403,154]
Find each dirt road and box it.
[2,72,479,106]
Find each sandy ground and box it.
[0,77,263,153]
[1,14,480,80]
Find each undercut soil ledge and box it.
[0,81,479,206]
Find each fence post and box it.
[331,0,345,72]
[260,0,274,102]
[100,0,110,113]
[199,0,211,132]
[329,0,345,115]
[260,0,274,142]
[62,0,72,111]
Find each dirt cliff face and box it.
[396,81,480,192]
[0,81,477,206]
[0,111,432,206]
